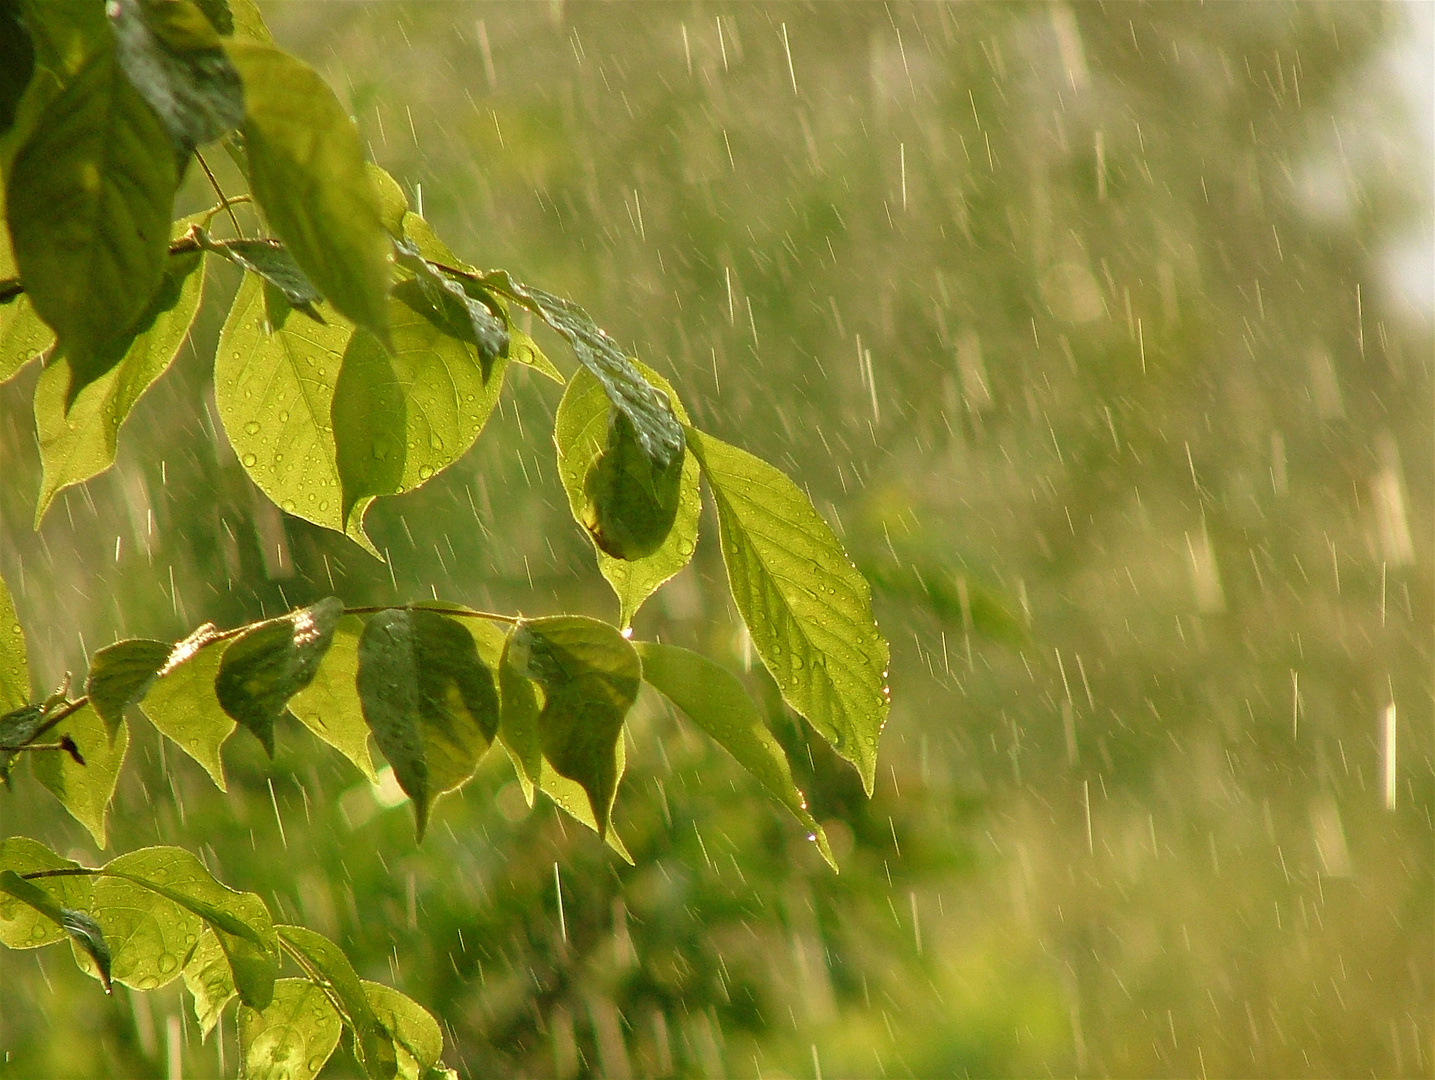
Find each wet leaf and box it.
[110,0,244,155]
[0,294,54,384]
[0,868,113,991]
[539,752,634,865]
[361,981,445,1080]
[194,227,320,308]
[287,615,376,781]
[223,0,271,43]
[355,608,499,841]
[0,570,27,711]
[635,642,835,869]
[225,41,390,346]
[393,237,508,360]
[0,836,91,950]
[183,928,236,1036]
[31,705,128,848]
[85,637,172,740]
[687,427,889,794]
[582,409,685,561]
[139,625,235,790]
[369,163,407,237]
[496,628,540,805]
[277,924,396,1080]
[239,978,341,1080]
[509,616,640,836]
[214,596,343,757]
[5,43,176,392]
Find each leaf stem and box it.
[195,150,245,239]
[343,604,519,624]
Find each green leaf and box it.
[634,642,835,869]
[507,323,564,383]
[85,637,172,741]
[0,2,34,138]
[277,924,397,1080]
[214,596,342,757]
[239,978,342,1080]
[538,751,633,864]
[496,628,540,805]
[582,410,685,561]
[554,364,699,628]
[0,570,27,710]
[0,294,54,383]
[194,227,320,309]
[31,706,128,847]
[393,237,508,360]
[369,163,407,237]
[33,244,205,523]
[332,278,509,545]
[0,869,113,991]
[361,981,445,1080]
[215,272,352,538]
[5,43,177,394]
[16,0,109,81]
[102,846,278,1008]
[355,608,499,842]
[287,614,377,781]
[110,0,244,155]
[223,0,271,43]
[508,616,640,836]
[225,41,390,345]
[192,0,234,37]
[184,928,236,1036]
[482,272,682,467]
[686,427,890,794]
[0,836,91,949]
[139,623,236,790]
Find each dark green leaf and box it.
[508,616,640,836]
[496,628,540,805]
[16,0,109,80]
[5,43,177,393]
[481,271,683,467]
[225,41,390,346]
[239,978,342,1080]
[0,870,112,991]
[686,427,890,794]
[183,928,235,1036]
[139,623,235,789]
[0,570,27,711]
[287,614,377,781]
[355,608,499,841]
[361,981,445,1079]
[0,704,43,750]
[194,227,320,308]
[539,751,634,864]
[192,0,234,36]
[0,2,34,137]
[110,0,243,155]
[635,642,835,869]
[85,637,172,740]
[394,237,507,360]
[583,408,685,561]
[214,596,343,756]
[277,924,397,1080]
[31,705,128,847]
[0,836,91,949]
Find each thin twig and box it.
[343,604,519,624]
[195,149,245,238]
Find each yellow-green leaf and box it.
[239,978,342,1080]
[31,705,128,848]
[287,615,377,782]
[139,625,237,791]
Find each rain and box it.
[0,2,1431,1078]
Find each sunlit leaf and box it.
[362,981,445,1080]
[539,753,634,865]
[507,323,563,383]
[214,596,342,757]
[686,427,889,794]
[225,41,390,346]
[0,571,27,711]
[239,978,342,1080]
[0,294,54,384]
[137,625,234,788]
[223,0,271,43]
[33,246,205,522]
[31,706,128,848]
[5,43,176,394]
[356,608,499,841]
[369,163,407,237]
[393,237,508,360]
[85,637,172,741]
[194,227,320,309]
[497,628,540,805]
[287,614,376,781]
[509,616,640,836]
[0,836,91,950]
[277,924,396,1080]
[554,363,699,627]
[183,928,236,1037]
[109,0,243,156]
[635,642,835,869]
[0,869,113,991]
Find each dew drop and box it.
[243,420,261,435]
[242,453,257,467]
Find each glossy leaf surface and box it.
[194,227,320,308]
[0,870,113,991]
[362,980,445,1080]
[278,924,397,1079]
[183,928,236,1037]
[0,571,26,711]
[0,837,90,950]
[239,978,342,1080]
[31,706,128,847]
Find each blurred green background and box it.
[1,2,1431,1076]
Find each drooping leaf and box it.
[332,279,509,546]
[215,272,352,539]
[582,410,685,561]
[539,752,634,864]
[686,427,890,794]
[225,41,390,346]
[0,836,91,950]
[194,227,320,309]
[355,608,499,841]
[213,596,342,757]
[635,642,835,869]
[101,846,278,1009]
[393,237,507,360]
[362,981,445,1080]
[0,570,27,711]
[184,928,236,1036]
[33,243,205,523]
[554,363,700,627]
[481,271,682,467]
[277,924,397,1080]
[507,322,564,383]
[31,706,128,848]
[508,616,640,836]
[5,43,177,394]
[287,614,376,781]
[139,623,236,789]
[109,0,244,156]
[85,637,172,740]
[0,2,34,138]
[15,0,109,81]
[496,628,540,805]
[192,0,234,36]
[369,163,407,237]
[0,294,54,384]
[0,870,112,991]
[239,978,342,1080]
